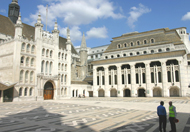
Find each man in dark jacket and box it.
[157,101,167,132]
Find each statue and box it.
[12,0,18,3]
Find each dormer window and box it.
[130,53,133,56]
[151,39,154,43]
[130,42,133,46]
[123,54,126,56]
[118,44,121,48]
[137,41,140,45]
[124,43,127,47]
[144,40,147,44]
[117,54,120,57]
[144,51,147,54]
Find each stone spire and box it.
[37,12,42,24]
[16,12,22,25]
[80,33,87,51]
[54,20,58,30]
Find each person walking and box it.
[169,101,177,132]
[157,101,167,132]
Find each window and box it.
[41,61,44,72]
[102,49,104,51]
[27,44,30,52]
[91,56,93,59]
[117,54,120,57]
[175,71,179,82]
[111,55,114,58]
[49,62,52,74]
[105,56,108,59]
[65,75,67,83]
[31,45,35,53]
[30,71,33,83]
[24,88,28,96]
[61,75,63,82]
[130,53,133,56]
[31,58,34,66]
[46,49,49,57]
[21,43,25,51]
[123,54,126,57]
[21,56,24,64]
[96,55,98,58]
[128,74,131,84]
[25,71,29,83]
[102,76,105,85]
[30,88,33,96]
[109,75,111,85]
[65,64,67,71]
[137,41,140,45]
[131,42,133,46]
[62,53,64,60]
[166,48,170,51]
[167,71,171,82]
[151,50,154,53]
[144,51,147,54]
[97,76,99,85]
[97,50,99,52]
[26,57,29,66]
[58,52,61,59]
[144,40,147,44]
[50,51,53,58]
[19,88,22,96]
[65,54,67,60]
[124,43,127,47]
[151,39,154,43]
[158,49,162,52]
[20,70,24,82]
[118,44,121,48]
[136,52,140,55]
[115,75,117,84]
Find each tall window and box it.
[27,44,30,52]
[24,88,28,96]
[62,53,64,60]
[144,40,147,44]
[65,54,67,60]
[29,88,33,96]
[167,71,171,82]
[19,88,22,96]
[30,71,33,83]
[21,56,24,64]
[41,61,44,73]
[61,75,63,82]
[20,70,24,82]
[31,58,34,66]
[25,71,29,83]
[65,64,67,71]
[31,45,35,53]
[26,57,29,66]
[102,76,105,85]
[21,43,25,51]
[109,75,111,85]
[58,52,61,59]
[42,49,45,56]
[97,76,99,85]
[50,50,53,58]
[46,61,48,74]
[49,62,52,74]
[65,75,67,83]
[46,49,49,57]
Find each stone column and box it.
[179,60,188,97]
[1,90,3,102]
[93,66,98,97]
[117,64,122,97]
[130,63,136,97]
[161,60,168,97]
[145,62,151,97]
[104,65,109,97]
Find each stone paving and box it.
[0,97,189,132]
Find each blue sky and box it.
[1,0,190,48]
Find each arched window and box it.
[26,57,29,66]
[158,49,162,52]
[166,48,170,51]
[19,88,22,96]
[65,64,67,71]
[144,40,147,44]
[64,88,67,95]
[31,45,35,53]
[65,54,67,60]
[50,50,53,58]
[46,61,49,74]
[46,49,49,57]
[20,70,24,82]
[61,88,64,95]
[30,71,33,83]
[130,53,133,56]
[105,56,108,59]
[62,53,64,60]
[118,44,121,48]
[21,43,25,51]
[49,62,52,74]
[31,58,34,67]
[27,44,30,52]
[20,56,24,65]
[151,50,154,53]
[123,54,126,56]
[111,55,114,58]
[42,49,45,56]
[24,88,28,96]
[58,63,60,70]
[29,88,33,96]
[144,51,147,54]
[131,42,133,46]
[65,75,67,84]
[124,43,127,47]
[61,75,63,82]
[137,41,140,45]
[58,52,61,59]
[117,54,120,57]
[25,71,29,83]
[151,39,154,43]
[41,61,44,73]
[136,52,140,55]
[62,64,64,71]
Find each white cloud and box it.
[86,26,108,39]
[25,0,125,28]
[0,9,6,13]
[182,12,190,21]
[60,26,82,42]
[127,3,151,29]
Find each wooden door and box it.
[44,90,53,100]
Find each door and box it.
[44,81,54,100]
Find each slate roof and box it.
[0,14,78,54]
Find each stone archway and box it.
[98,89,105,97]
[138,88,146,97]
[110,88,117,97]
[123,89,131,97]
[153,87,162,97]
[170,87,179,97]
[44,81,54,100]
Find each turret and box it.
[34,13,43,40]
[8,0,20,24]
[52,20,59,45]
[14,12,23,39]
[80,33,87,66]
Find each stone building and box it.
[0,0,190,102]
[92,28,190,97]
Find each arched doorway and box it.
[138,88,146,97]
[123,89,131,97]
[44,81,54,100]
[110,88,117,97]
[170,87,179,97]
[98,89,105,97]
[72,90,74,97]
[153,87,162,97]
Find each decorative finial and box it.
[67,27,71,42]
[12,0,18,3]
[54,20,58,30]
[37,12,41,23]
[16,12,22,24]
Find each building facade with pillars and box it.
[92,28,190,97]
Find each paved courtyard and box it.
[0,97,190,132]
